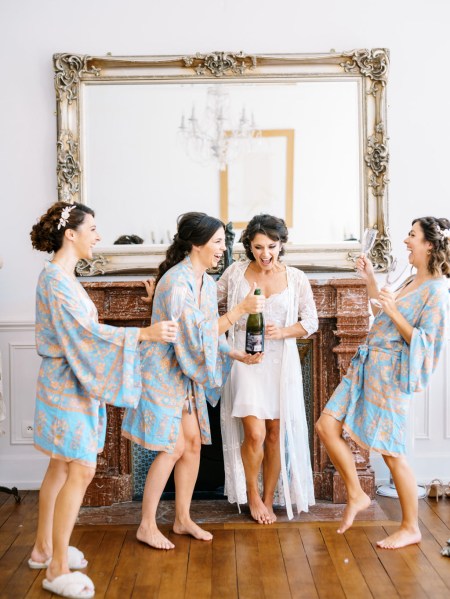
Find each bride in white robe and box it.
[218,214,318,521]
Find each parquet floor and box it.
[0,490,449,598]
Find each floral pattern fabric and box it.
[122,256,231,453]
[324,278,449,456]
[34,262,141,467]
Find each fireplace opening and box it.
[131,339,314,501]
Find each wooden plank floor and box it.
[0,491,449,598]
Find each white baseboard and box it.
[0,454,47,489]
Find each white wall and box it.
[1,0,449,488]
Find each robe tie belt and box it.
[350,344,404,399]
[349,344,368,402]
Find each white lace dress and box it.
[230,282,288,419]
[217,260,318,518]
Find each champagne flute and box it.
[355,228,378,278]
[361,228,378,255]
[370,259,411,309]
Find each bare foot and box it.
[137,524,175,550]
[337,492,371,534]
[173,518,213,541]
[248,492,272,524]
[263,501,277,524]
[376,527,421,549]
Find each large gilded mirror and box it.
[54,50,391,274]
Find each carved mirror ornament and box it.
[53,50,392,275]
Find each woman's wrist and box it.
[228,305,244,324]
[139,326,153,342]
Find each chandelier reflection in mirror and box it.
[178,86,260,171]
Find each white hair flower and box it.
[57,204,76,230]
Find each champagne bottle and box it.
[245,288,264,354]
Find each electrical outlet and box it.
[21,420,34,439]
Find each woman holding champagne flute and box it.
[316,216,450,549]
[122,212,263,549]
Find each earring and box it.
[427,249,432,255]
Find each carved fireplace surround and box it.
[81,277,373,506]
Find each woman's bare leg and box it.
[137,431,185,550]
[315,414,370,533]
[173,410,212,541]
[45,463,95,582]
[30,459,69,564]
[376,455,421,549]
[241,416,271,524]
[262,419,280,523]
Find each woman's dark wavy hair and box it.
[30,202,95,253]
[155,212,225,288]
[240,214,288,261]
[412,216,450,277]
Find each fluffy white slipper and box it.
[42,571,95,598]
[28,546,88,570]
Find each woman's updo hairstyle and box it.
[412,216,450,278]
[240,213,288,261]
[30,202,95,254]
[155,212,225,287]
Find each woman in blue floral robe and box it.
[123,212,264,550]
[316,216,450,550]
[29,202,176,599]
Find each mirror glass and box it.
[83,80,361,246]
[54,51,391,274]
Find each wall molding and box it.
[0,321,35,332]
[414,386,430,440]
[9,343,38,445]
[0,454,47,489]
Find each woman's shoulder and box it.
[219,259,249,280]
[228,260,249,273]
[39,261,60,282]
[38,261,73,292]
[160,260,189,287]
[286,265,307,282]
[427,277,450,301]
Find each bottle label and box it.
[246,333,264,353]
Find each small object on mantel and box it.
[113,234,144,245]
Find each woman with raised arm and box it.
[122,212,264,550]
[29,202,176,599]
[316,216,450,549]
[219,214,318,524]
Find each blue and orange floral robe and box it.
[34,261,142,467]
[122,256,231,453]
[324,278,449,456]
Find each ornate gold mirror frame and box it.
[54,50,391,275]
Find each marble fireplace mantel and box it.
[81,277,373,506]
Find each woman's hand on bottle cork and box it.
[240,282,265,314]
